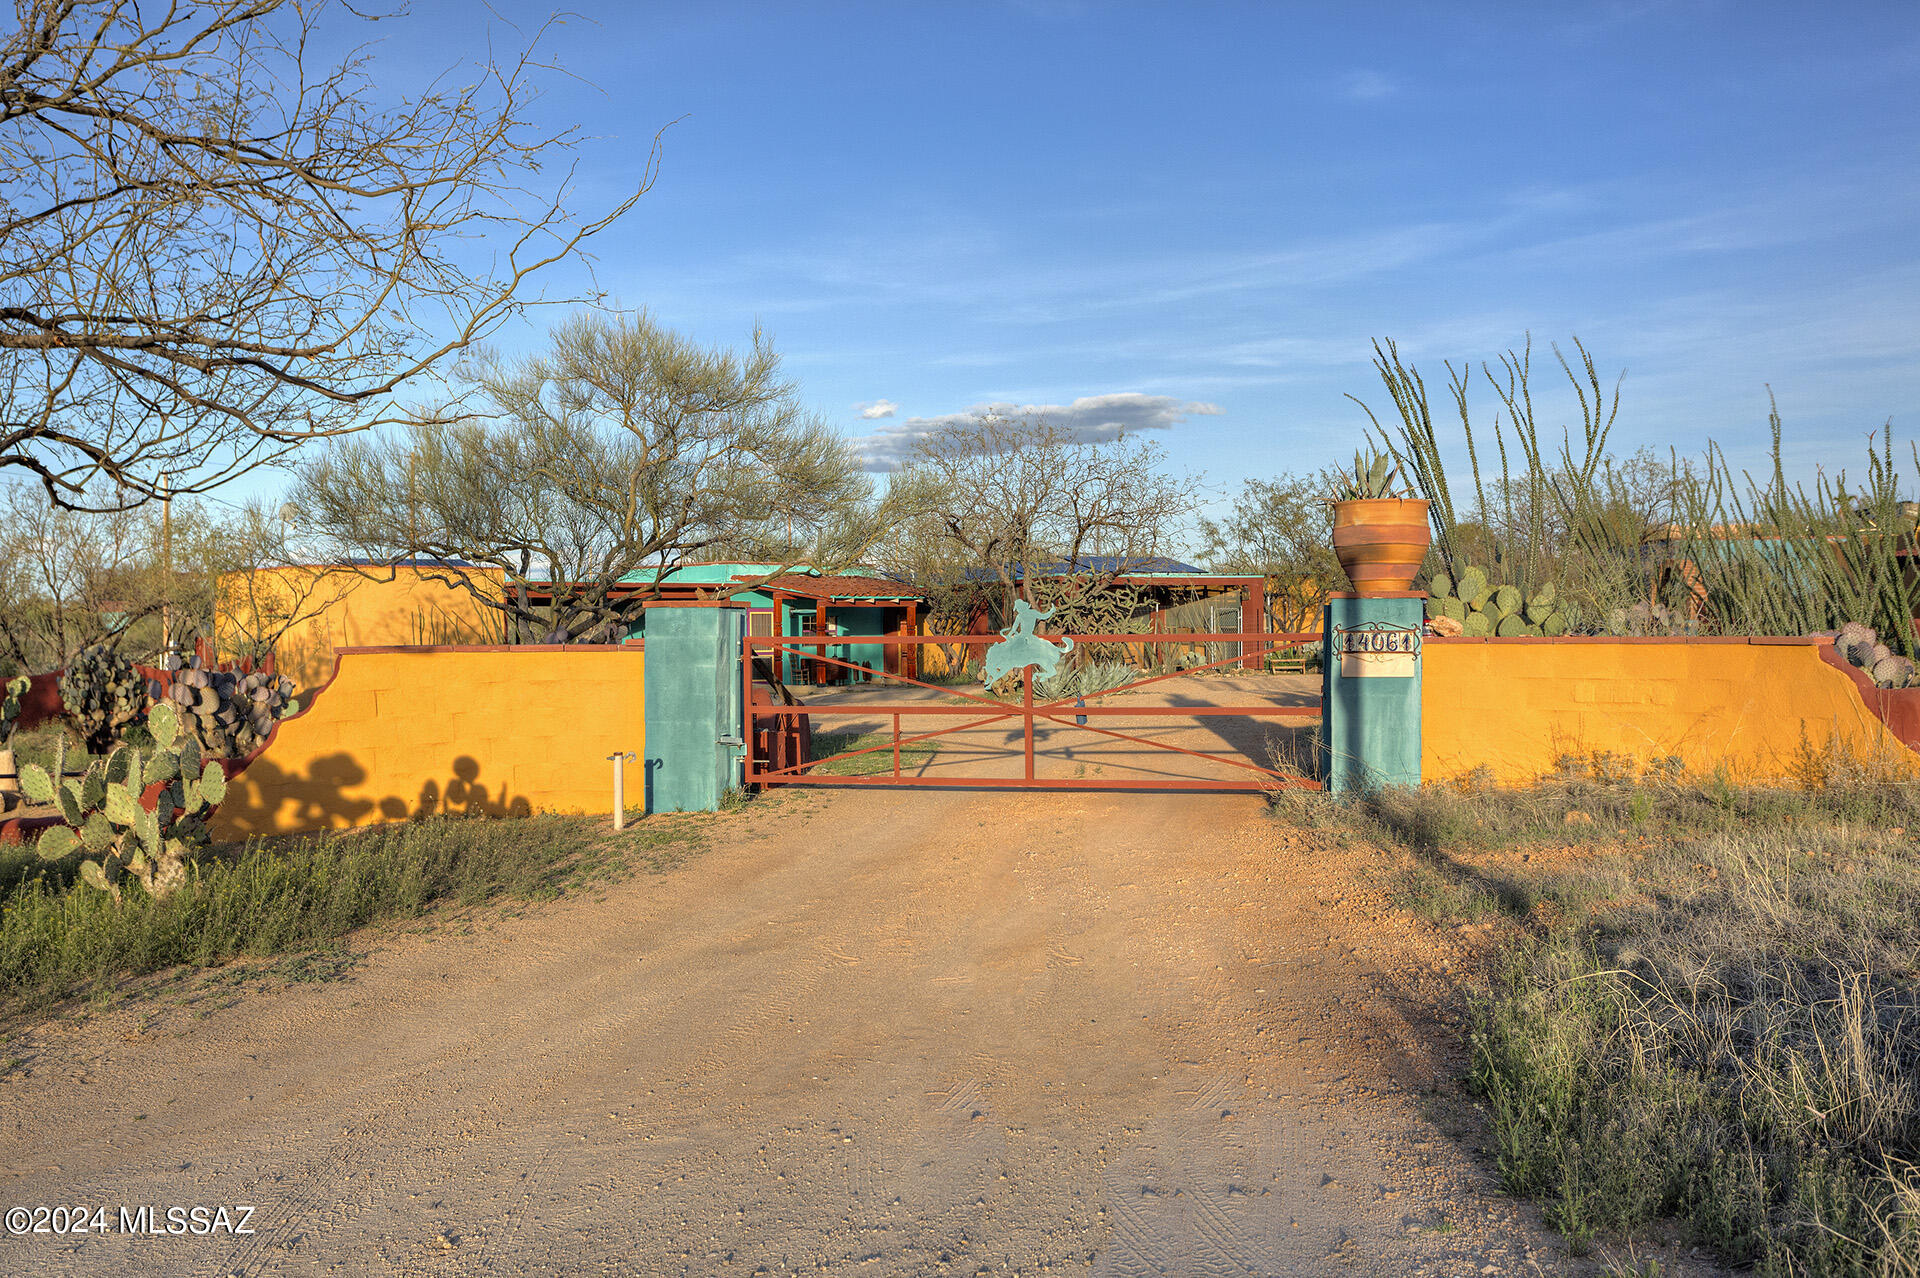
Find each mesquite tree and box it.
[292,311,896,642]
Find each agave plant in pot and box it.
[1328,451,1431,596]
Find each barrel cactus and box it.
[149,653,298,760]
[1424,565,1567,637]
[58,644,147,753]
[23,702,226,901]
[1831,622,1919,689]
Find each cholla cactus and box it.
[149,653,298,759]
[1424,565,1567,637]
[0,674,28,745]
[23,702,227,901]
[58,644,147,753]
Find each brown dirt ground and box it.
[0,678,1714,1276]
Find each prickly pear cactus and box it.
[25,702,227,902]
[1424,564,1568,637]
[58,644,147,753]
[149,653,298,760]
[1830,622,1920,689]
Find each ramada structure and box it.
[536,558,1266,684]
[220,557,1270,692]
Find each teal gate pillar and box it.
[642,601,747,813]
[1319,593,1423,793]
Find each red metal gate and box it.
[744,631,1322,792]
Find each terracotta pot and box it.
[1331,498,1432,596]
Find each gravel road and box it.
[3,769,1595,1275]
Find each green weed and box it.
[809,729,941,777]
[0,814,704,1019]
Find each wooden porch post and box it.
[1241,580,1265,671]
[771,590,788,683]
[902,602,919,680]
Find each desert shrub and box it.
[0,815,700,1018]
[1292,766,1920,1272]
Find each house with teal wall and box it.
[609,563,930,684]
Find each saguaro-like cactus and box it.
[24,702,228,901]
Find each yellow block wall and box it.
[219,567,505,692]
[211,646,645,839]
[1423,638,1917,784]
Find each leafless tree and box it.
[292,310,901,642]
[0,0,652,510]
[207,498,367,662]
[1196,470,1347,629]
[0,478,222,670]
[885,416,1202,619]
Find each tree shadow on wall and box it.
[380,756,533,822]
[219,752,376,837]
[222,753,530,838]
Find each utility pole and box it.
[407,452,418,561]
[160,474,174,655]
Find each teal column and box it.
[643,602,748,813]
[1319,594,1423,793]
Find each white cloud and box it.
[1339,70,1398,101]
[853,392,1221,472]
[854,398,898,419]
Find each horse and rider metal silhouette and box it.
[981,598,1074,686]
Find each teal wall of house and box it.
[830,606,887,679]
[613,564,909,684]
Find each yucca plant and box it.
[1035,661,1142,701]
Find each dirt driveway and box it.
[1,782,1582,1277]
[791,673,1322,788]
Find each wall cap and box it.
[1425,635,1826,646]
[334,643,642,654]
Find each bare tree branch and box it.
[0,0,655,510]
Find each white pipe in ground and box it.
[608,751,636,830]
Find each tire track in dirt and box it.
[5,766,1618,1275]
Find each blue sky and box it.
[365,1,1918,520]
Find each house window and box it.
[748,610,775,637]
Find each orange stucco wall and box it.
[218,566,505,692]
[1423,638,1918,783]
[211,646,644,839]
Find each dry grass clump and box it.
[1277,759,1920,1274]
